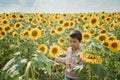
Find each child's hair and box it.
[69,30,82,41]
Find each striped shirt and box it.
[65,47,83,79]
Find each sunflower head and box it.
[12,32,18,38]
[37,44,48,54]
[50,30,56,36]
[109,40,120,52]
[80,52,102,64]
[56,26,65,34]
[0,30,7,38]
[89,16,99,27]
[49,45,61,58]
[102,40,109,47]
[14,22,22,30]
[2,19,9,25]
[58,37,65,45]
[29,28,40,40]
[97,34,108,42]
[64,21,70,29]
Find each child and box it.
[55,30,84,80]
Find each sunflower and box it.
[1,19,9,25]
[99,29,108,34]
[4,26,13,33]
[61,46,68,54]
[76,17,83,24]
[105,17,111,23]
[63,21,70,29]
[56,26,65,34]
[102,40,109,47]
[0,30,7,38]
[48,20,55,27]
[58,19,65,25]
[49,45,61,58]
[101,14,106,20]
[80,52,102,64]
[29,28,40,40]
[20,30,29,40]
[37,44,48,54]
[69,21,75,28]
[12,32,18,38]
[58,37,65,45]
[109,23,115,30]
[109,40,120,52]
[83,25,91,31]
[41,19,47,25]
[82,33,92,41]
[108,36,117,41]
[89,16,99,27]
[10,13,17,20]
[82,15,88,21]
[18,14,25,20]
[50,29,56,36]
[97,34,108,42]
[31,19,39,25]
[36,26,43,32]
[90,29,96,36]
[0,26,4,32]
[14,22,23,30]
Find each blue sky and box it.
[0,0,120,13]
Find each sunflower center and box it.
[0,27,3,31]
[70,22,74,26]
[101,15,105,19]
[103,42,108,46]
[60,39,64,42]
[19,15,23,18]
[12,15,16,18]
[111,42,117,48]
[91,18,96,24]
[101,30,106,33]
[52,48,58,54]
[5,27,10,31]
[40,47,45,52]
[1,31,5,35]
[32,31,38,36]
[16,24,20,28]
[58,27,62,31]
[107,18,110,21]
[64,22,69,27]
[24,32,28,35]
[3,20,7,24]
[99,36,105,41]
[109,37,114,40]
[14,34,18,37]
[84,34,89,39]
[59,20,63,24]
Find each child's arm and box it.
[55,57,66,63]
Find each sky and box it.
[0,0,120,13]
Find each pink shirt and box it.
[65,47,83,79]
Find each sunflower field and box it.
[0,12,120,80]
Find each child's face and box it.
[69,37,80,49]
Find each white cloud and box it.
[0,0,120,13]
[19,0,26,6]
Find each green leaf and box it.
[24,61,31,80]
[3,57,17,71]
[90,64,107,78]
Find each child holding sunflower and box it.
[55,30,84,80]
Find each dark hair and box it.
[69,30,82,41]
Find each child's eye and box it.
[70,40,72,42]
[73,41,76,43]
